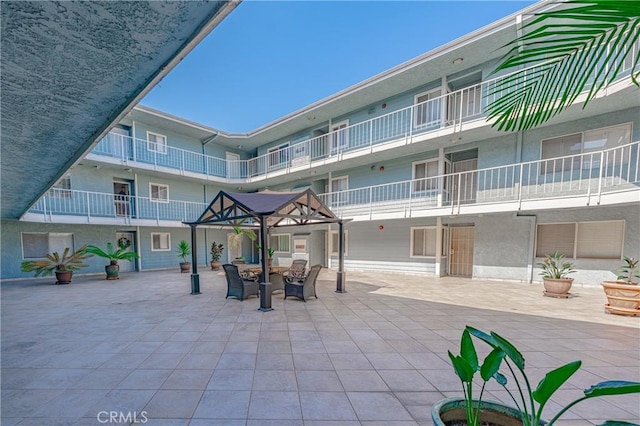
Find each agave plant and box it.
[20,245,91,276]
[176,240,192,263]
[486,0,640,132]
[86,242,139,264]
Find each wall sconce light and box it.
[381,103,387,109]
[453,57,464,65]
[379,225,384,230]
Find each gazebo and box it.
[184,189,347,311]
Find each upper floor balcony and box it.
[87,41,639,185]
[24,141,639,225]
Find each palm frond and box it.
[487,0,640,132]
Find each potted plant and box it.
[210,241,224,271]
[535,250,575,298]
[20,245,91,284]
[176,240,191,273]
[434,326,640,425]
[256,244,275,269]
[230,226,255,264]
[602,256,640,316]
[86,241,139,280]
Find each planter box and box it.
[602,281,640,316]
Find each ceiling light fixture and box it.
[453,58,464,65]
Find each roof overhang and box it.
[1,0,239,219]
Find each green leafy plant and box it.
[176,240,191,263]
[256,244,275,258]
[210,242,224,262]
[21,246,91,276]
[230,226,256,259]
[86,242,139,264]
[486,0,640,132]
[616,256,640,285]
[448,325,640,425]
[536,250,576,279]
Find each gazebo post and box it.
[258,216,273,311]
[336,221,346,293]
[190,224,201,295]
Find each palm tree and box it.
[229,226,256,260]
[486,0,639,132]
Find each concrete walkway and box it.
[2,269,639,425]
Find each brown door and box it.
[449,226,474,277]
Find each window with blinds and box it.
[22,233,74,259]
[411,227,437,257]
[151,233,170,251]
[150,183,169,203]
[536,221,624,259]
[269,234,290,252]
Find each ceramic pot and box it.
[55,270,73,285]
[602,281,640,316]
[543,277,573,298]
[105,260,119,280]
[432,398,534,426]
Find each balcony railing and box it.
[89,35,639,183]
[28,189,206,224]
[318,141,640,218]
[28,142,639,223]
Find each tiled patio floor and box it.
[2,269,639,425]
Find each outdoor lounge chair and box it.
[223,264,259,301]
[282,259,307,283]
[284,264,321,302]
[269,272,285,293]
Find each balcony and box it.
[87,42,639,185]
[318,141,640,221]
[24,190,206,226]
[25,142,639,225]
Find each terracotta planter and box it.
[105,260,119,280]
[180,262,191,273]
[211,261,221,271]
[543,277,573,298]
[602,281,640,316]
[55,270,73,285]
[432,398,536,426]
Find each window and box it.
[411,227,437,257]
[22,233,73,259]
[330,121,349,151]
[414,89,442,128]
[269,234,290,252]
[540,123,631,173]
[147,131,167,154]
[151,233,171,251]
[49,175,71,198]
[149,183,169,203]
[412,159,439,192]
[330,230,348,256]
[268,143,289,169]
[330,176,349,206]
[535,221,624,259]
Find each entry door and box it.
[115,232,136,272]
[451,159,477,204]
[113,181,133,217]
[449,226,474,277]
[226,152,241,179]
[292,237,309,263]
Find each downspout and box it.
[201,134,218,266]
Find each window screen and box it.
[576,221,624,259]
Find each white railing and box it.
[29,142,639,223]
[318,141,640,218]
[28,189,206,224]
[90,36,639,182]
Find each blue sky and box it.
[142,1,536,133]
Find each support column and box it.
[190,225,201,295]
[258,216,273,311]
[435,217,443,276]
[336,221,346,293]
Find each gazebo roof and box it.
[187,189,342,228]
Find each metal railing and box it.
[28,142,639,223]
[318,141,640,218]
[89,35,639,183]
[29,189,206,223]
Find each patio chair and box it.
[284,264,321,302]
[282,259,307,284]
[269,272,285,293]
[223,264,259,301]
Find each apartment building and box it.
[3,1,639,285]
